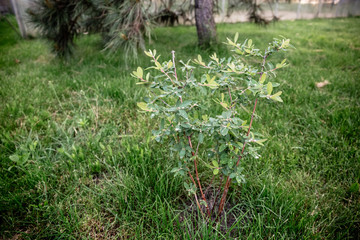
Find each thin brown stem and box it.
[187,171,204,216]
[188,136,211,217]
[188,171,204,215]
[217,98,258,219]
[239,87,250,96]
[186,158,202,208]
[194,192,204,216]
[257,66,280,75]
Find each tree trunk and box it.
[315,0,323,18]
[220,0,227,22]
[195,0,217,47]
[296,0,302,19]
[10,0,27,38]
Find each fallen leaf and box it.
[316,80,330,88]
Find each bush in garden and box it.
[132,34,292,219]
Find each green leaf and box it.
[248,39,252,47]
[219,144,227,152]
[213,168,219,175]
[206,74,215,84]
[179,149,186,158]
[131,70,138,78]
[270,91,283,102]
[235,49,244,55]
[267,82,273,95]
[171,167,180,173]
[212,160,219,168]
[220,127,229,136]
[222,111,232,119]
[178,110,188,120]
[160,118,165,130]
[229,173,236,179]
[236,175,245,184]
[226,37,235,46]
[178,170,185,176]
[234,32,239,43]
[198,133,204,144]
[99,143,106,150]
[260,73,267,84]
[155,62,162,69]
[281,39,290,48]
[181,123,191,128]
[254,139,267,146]
[179,100,192,108]
[9,154,28,165]
[206,75,219,89]
[137,67,143,79]
[144,50,152,57]
[137,102,150,111]
[273,96,283,102]
[9,154,19,163]
[271,91,282,98]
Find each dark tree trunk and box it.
[195,0,217,47]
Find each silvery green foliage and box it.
[132,35,291,193]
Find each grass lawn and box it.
[0,16,359,239]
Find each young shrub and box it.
[132,35,292,219]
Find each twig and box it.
[188,171,204,216]
[151,55,176,86]
[150,90,171,106]
[171,50,178,82]
[188,136,211,217]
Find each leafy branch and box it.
[133,34,292,220]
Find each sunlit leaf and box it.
[137,102,150,111]
[234,32,239,43]
[212,160,219,168]
[260,73,267,84]
[267,82,273,95]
